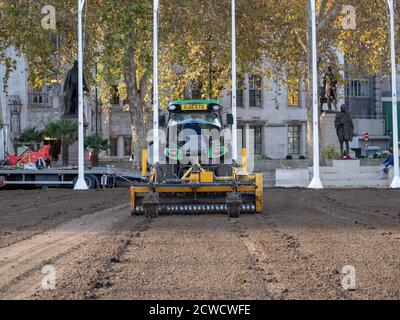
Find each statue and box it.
[63,60,89,115]
[323,66,337,112]
[334,104,354,159]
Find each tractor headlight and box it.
[165,147,183,160]
[209,146,227,158]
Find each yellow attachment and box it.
[242,148,247,175]
[189,172,200,183]
[141,149,147,177]
[200,171,214,183]
[131,184,257,194]
[255,173,263,213]
[181,167,193,180]
[151,167,157,183]
[130,187,136,213]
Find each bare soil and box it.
[0,188,399,300]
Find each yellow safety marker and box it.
[141,149,147,177]
[255,173,263,213]
[242,148,247,175]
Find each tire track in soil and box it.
[233,215,349,300]
[0,204,130,300]
[35,216,152,300]
[229,219,280,300]
[0,190,128,249]
[82,218,152,300]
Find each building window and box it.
[28,86,50,105]
[288,125,300,155]
[345,79,369,97]
[249,75,262,108]
[110,85,120,105]
[288,79,300,107]
[251,125,262,155]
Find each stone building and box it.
[0,47,392,161]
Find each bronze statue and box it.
[323,66,337,112]
[334,104,354,159]
[63,60,89,115]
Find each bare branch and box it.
[318,0,328,20]
[317,4,341,31]
[294,29,308,54]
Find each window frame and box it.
[287,124,300,156]
[249,75,262,108]
[345,79,370,98]
[28,86,51,106]
[287,80,300,108]
[250,125,262,155]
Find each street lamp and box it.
[153,0,160,165]
[308,0,323,189]
[231,0,238,162]
[74,0,89,190]
[387,0,400,188]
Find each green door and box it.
[382,101,400,146]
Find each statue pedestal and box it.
[56,116,89,167]
[332,159,360,168]
[320,113,339,151]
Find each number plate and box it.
[181,105,208,111]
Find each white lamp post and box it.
[388,0,400,188]
[153,0,159,164]
[231,0,238,162]
[74,0,89,190]
[308,0,323,189]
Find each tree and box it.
[1,0,398,162]
[18,127,42,150]
[45,118,78,166]
[85,134,109,167]
[251,0,397,159]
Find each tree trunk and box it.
[92,152,99,167]
[123,32,147,165]
[62,142,69,166]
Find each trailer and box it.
[0,167,143,189]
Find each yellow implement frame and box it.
[131,148,263,214]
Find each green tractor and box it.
[130,100,263,218]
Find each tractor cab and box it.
[160,100,233,166]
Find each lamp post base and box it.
[390,175,400,189]
[74,177,89,190]
[308,177,324,189]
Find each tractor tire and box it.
[226,192,242,218]
[142,193,159,218]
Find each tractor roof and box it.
[168,100,222,107]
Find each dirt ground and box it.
[0,188,399,300]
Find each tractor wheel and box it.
[142,193,159,218]
[226,192,242,218]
